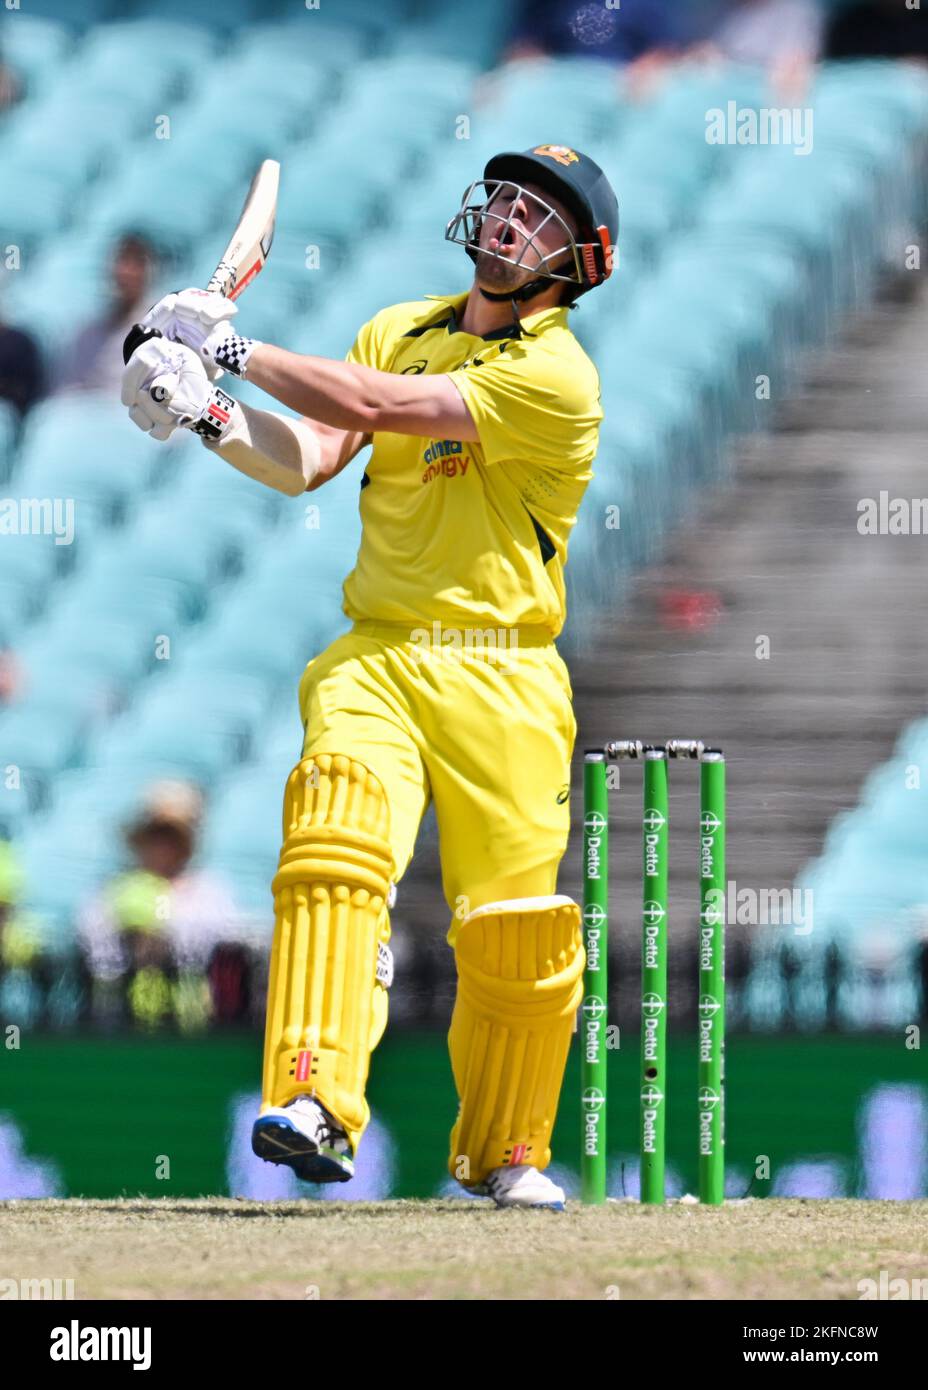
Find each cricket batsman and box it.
[121,144,618,1209]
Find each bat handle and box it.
[122,322,163,365]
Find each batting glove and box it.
[121,337,237,443]
[140,288,259,380]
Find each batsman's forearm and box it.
[246,343,414,432]
[201,399,322,496]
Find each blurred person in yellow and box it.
[0,840,45,1025]
[121,146,618,1208]
[77,781,241,1031]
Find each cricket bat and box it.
[122,157,281,365]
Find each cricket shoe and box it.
[477,1165,566,1210]
[252,1096,354,1183]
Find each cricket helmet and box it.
[445,144,618,304]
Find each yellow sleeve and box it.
[345,308,394,370]
[449,343,602,470]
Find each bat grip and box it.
[123,323,163,365]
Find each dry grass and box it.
[2,1198,926,1300]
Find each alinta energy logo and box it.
[421,438,471,486]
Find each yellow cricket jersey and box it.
[341,290,603,639]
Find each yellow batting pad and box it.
[448,895,584,1185]
[261,754,394,1149]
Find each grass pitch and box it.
[2,1198,925,1299]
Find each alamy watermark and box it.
[706,102,813,156]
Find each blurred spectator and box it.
[0,43,22,113]
[77,781,244,1031]
[0,289,44,419]
[54,232,158,397]
[0,648,25,706]
[707,0,823,67]
[0,839,47,1027]
[918,925,928,1022]
[503,0,688,65]
[824,0,928,62]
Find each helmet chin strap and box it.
[477,276,552,303]
[477,276,556,336]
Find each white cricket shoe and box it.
[252,1095,354,1183]
[478,1165,566,1210]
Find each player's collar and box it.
[422,292,567,341]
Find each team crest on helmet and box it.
[533,144,579,166]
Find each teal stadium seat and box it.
[0,14,70,96]
[218,46,330,105]
[0,232,114,356]
[0,702,83,791]
[86,703,251,786]
[169,432,284,543]
[123,0,259,23]
[15,0,111,27]
[76,18,221,86]
[277,138,410,242]
[19,609,156,688]
[0,155,73,243]
[231,17,387,69]
[86,145,258,251]
[404,1,521,68]
[0,528,72,627]
[15,398,156,529]
[201,769,288,879]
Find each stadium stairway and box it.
[552,268,928,1028]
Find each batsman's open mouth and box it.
[488,224,524,255]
